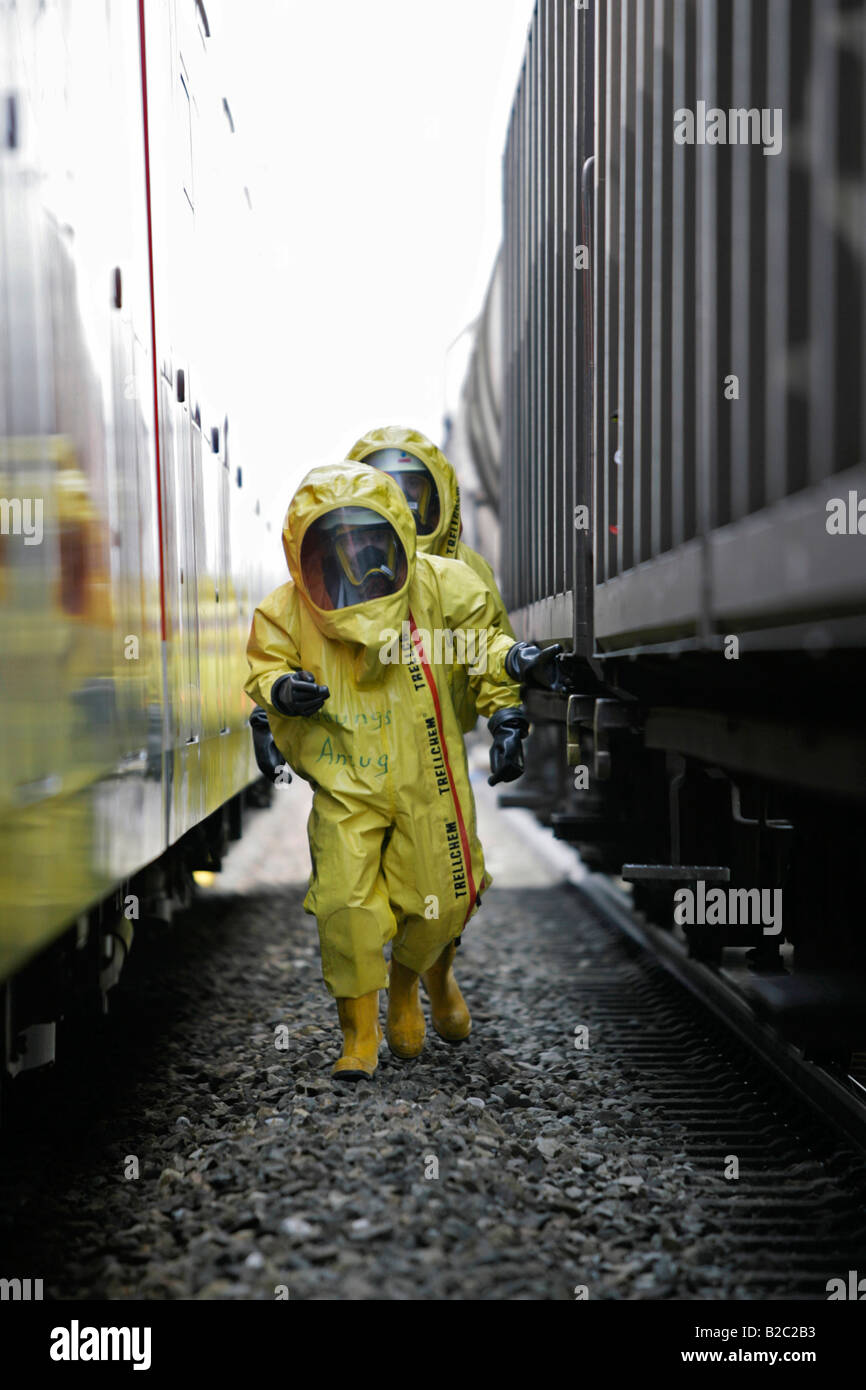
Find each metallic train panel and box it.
[0,0,273,982]
[494,0,865,656]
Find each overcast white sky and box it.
[210,0,535,526]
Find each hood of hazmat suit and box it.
[347,426,515,730]
[245,461,522,999]
[281,463,415,686]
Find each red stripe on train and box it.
[137,0,167,642]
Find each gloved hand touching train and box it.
[488,706,530,786]
[249,706,291,784]
[271,669,330,716]
[505,641,565,691]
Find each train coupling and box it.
[566,692,643,780]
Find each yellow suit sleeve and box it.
[456,543,516,642]
[432,558,521,720]
[245,587,302,712]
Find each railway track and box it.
[578,871,866,1157]
[568,874,866,1296]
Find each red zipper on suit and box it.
[408,612,477,926]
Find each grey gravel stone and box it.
[0,788,851,1302]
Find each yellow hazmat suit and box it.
[245,463,522,1002]
[346,426,515,730]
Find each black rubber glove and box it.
[488,707,530,786]
[505,641,564,691]
[249,706,291,784]
[271,670,330,717]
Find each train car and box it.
[444,257,504,578]
[458,0,866,1040]
[0,0,279,1085]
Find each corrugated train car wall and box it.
[501,0,864,653]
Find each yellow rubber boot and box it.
[386,958,426,1059]
[421,942,471,1043]
[333,991,383,1081]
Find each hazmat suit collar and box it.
[346,426,461,559]
[282,462,416,686]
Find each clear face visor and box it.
[301,506,407,610]
[363,448,441,536]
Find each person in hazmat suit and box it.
[245,462,559,1081]
[346,425,514,733]
[247,425,514,786]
